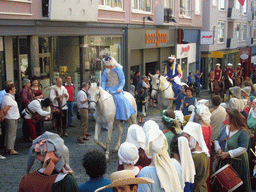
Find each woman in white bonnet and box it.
[138,120,184,192]
[118,124,151,170]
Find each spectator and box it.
[241,87,251,109]
[181,87,197,116]
[243,96,255,117]
[76,82,90,143]
[95,170,154,192]
[170,134,196,192]
[133,71,141,89]
[194,70,203,97]
[64,76,75,127]
[22,98,52,139]
[167,85,187,110]
[79,149,112,192]
[186,72,193,87]
[247,99,256,131]
[118,124,151,170]
[138,121,184,192]
[210,95,227,140]
[21,78,32,142]
[229,86,245,112]
[118,142,142,177]
[136,75,150,114]
[182,122,210,192]
[31,77,43,100]
[161,109,182,157]
[19,131,79,192]
[1,83,20,155]
[49,78,69,137]
[136,89,146,124]
[130,79,135,97]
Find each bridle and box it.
[152,77,171,94]
[88,89,113,106]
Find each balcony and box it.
[248,11,254,22]
[42,0,99,22]
[227,8,240,20]
[227,37,238,49]
[247,37,253,46]
[156,6,174,25]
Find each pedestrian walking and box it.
[49,78,69,137]
[64,76,75,127]
[76,82,90,143]
[194,70,203,97]
[186,72,193,87]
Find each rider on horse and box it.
[165,55,182,98]
[235,63,242,78]
[214,63,222,86]
[101,56,136,121]
[226,63,234,85]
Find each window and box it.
[254,24,256,39]
[235,23,241,40]
[99,0,123,10]
[242,24,247,40]
[218,0,225,11]
[235,0,240,10]
[180,0,191,17]
[164,0,174,14]
[242,0,247,14]
[212,0,217,6]
[195,0,201,14]
[250,24,253,37]
[218,21,225,43]
[213,25,216,41]
[132,0,152,12]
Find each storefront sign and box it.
[146,30,168,46]
[211,51,223,58]
[180,45,190,56]
[200,31,214,45]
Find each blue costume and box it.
[101,66,136,121]
[182,96,196,116]
[166,62,182,98]
[175,92,186,110]
[194,73,200,96]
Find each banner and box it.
[200,31,214,45]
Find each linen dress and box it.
[215,127,251,192]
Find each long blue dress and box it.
[166,62,182,97]
[101,66,136,121]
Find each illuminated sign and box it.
[146,30,168,46]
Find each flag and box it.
[238,0,245,6]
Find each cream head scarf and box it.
[241,86,251,97]
[142,120,160,136]
[125,124,146,150]
[145,128,183,192]
[27,131,72,175]
[178,136,196,183]
[189,99,209,122]
[229,86,241,99]
[195,104,211,125]
[118,142,139,165]
[174,110,185,125]
[182,122,210,157]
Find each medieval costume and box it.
[229,86,246,112]
[101,56,136,121]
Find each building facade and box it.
[201,0,256,88]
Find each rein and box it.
[88,91,114,105]
[152,79,171,94]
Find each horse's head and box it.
[87,82,101,114]
[151,74,161,98]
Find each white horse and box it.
[87,82,137,161]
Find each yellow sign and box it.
[211,51,223,58]
[146,30,168,46]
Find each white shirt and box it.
[142,81,149,89]
[77,89,88,109]
[49,85,69,110]
[1,93,20,119]
[22,99,51,120]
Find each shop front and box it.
[176,43,196,82]
[127,27,175,90]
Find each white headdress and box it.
[126,124,146,150]
[195,104,211,125]
[118,142,139,165]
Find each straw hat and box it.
[229,86,241,99]
[241,86,251,97]
[168,55,176,60]
[95,170,154,192]
[216,63,220,66]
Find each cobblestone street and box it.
[0,91,210,191]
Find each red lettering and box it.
[202,35,213,39]
[181,45,190,55]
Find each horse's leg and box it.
[105,121,114,161]
[113,121,123,153]
[94,123,106,150]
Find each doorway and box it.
[146,61,158,75]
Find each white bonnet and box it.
[118,142,139,165]
[126,124,146,150]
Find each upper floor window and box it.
[195,0,201,14]
[242,24,247,40]
[180,0,191,17]
[242,0,247,15]
[235,23,241,40]
[218,0,225,11]
[254,24,256,39]
[218,21,225,43]
[99,0,123,10]
[164,0,174,14]
[212,0,217,6]
[132,0,152,13]
[235,0,241,10]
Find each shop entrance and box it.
[146,61,159,75]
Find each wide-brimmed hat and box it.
[227,63,233,66]
[95,170,154,192]
[229,86,241,99]
[241,86,251,97]
[168,55,176,60]
[216,63,221,66]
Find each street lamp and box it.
[143,16,153,26]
